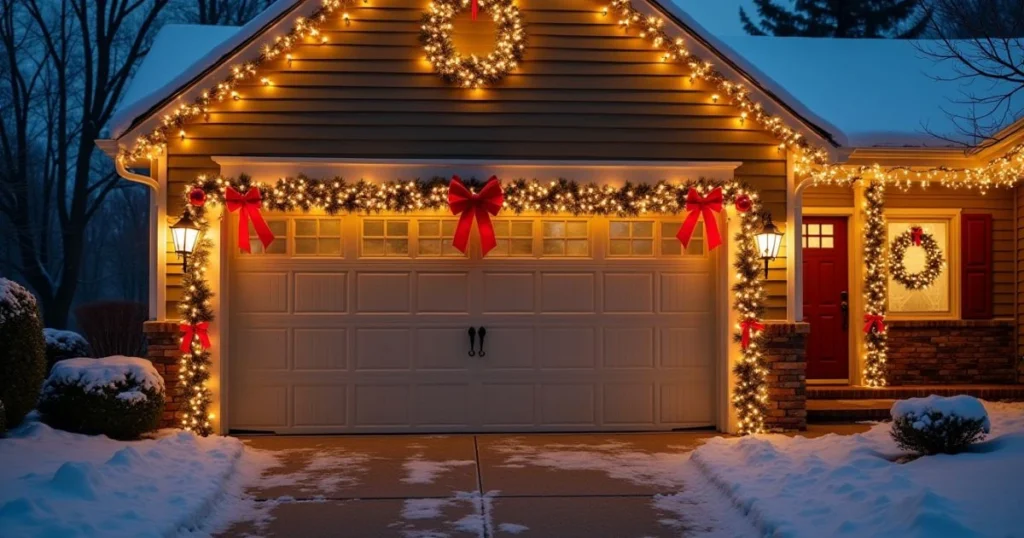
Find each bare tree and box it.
[0,0,170,328]
[182,0,274,25]
[920,0,1024,145]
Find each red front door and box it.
[803,217,850,380]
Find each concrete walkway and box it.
[219,432,725,538]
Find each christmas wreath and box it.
[420,0,526,88]
[890,227,945,290]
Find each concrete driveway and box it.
[218,431,726,538]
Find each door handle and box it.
[840,291,849,331]
[467,327,477,357]
[478,327,487,357]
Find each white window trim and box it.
[884,208,961,321]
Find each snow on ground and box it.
[0,419,245,538]
[401,456,475,484]
[692,401,1024,538]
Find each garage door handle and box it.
[478,327,487,357]
[467,327,477,357]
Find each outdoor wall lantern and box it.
[170,211,201,271]
[755,213,783,278]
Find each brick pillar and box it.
[144,321,183,429]
[762,322,809,432]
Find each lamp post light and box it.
[170,211,201,272]
[755,213,784,279]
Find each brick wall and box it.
[762,322,809,432]
[144,321,183,429]
[887,320,1017,385]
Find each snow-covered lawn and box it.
[0,419,248,538]
[693,401,1024,538]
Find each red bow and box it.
[226,186,274,253]
[471,0,479,19]
[740,318,765,349]
[449,176,504,256]
[911,227,923,246]
[678,187,724,251]
[863,314,886,334]
[179,322,211,353]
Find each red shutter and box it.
[961,213,993,319]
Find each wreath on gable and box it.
[420,0,526,88]
[890,227,945,290]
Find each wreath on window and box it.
[890,227,945,290]
[420,0,526,88]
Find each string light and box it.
[420,0,526,88]
[862,181,888,387]
[181,174,769,435]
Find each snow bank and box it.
[43,328,90,353]
[0,421,245,537]
[0,278,37,324]
[892,395,991,432]
[692,401,1024,538]
[46,356,164,394]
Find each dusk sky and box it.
[676,0,758,35]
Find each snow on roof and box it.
[114,24,239,135]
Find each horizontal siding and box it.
[163,0,792,320]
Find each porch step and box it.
[807,399,895,422]
[807,385,1024,423]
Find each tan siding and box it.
[161,0,791,320]
[1017,186,1024,359]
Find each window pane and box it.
[319,219,341,237]
[809,237,821,249]
[387,220,408,236]
[662,239,682,256]
[295,219,317,236]
[511,239,533,256]
[632,221,653,238]
[633,239,653,256]
[490,239,510,257]
[543,221,566,238]
[295,238,318,255]
[685,240,704,256]
[265,239,286,254]
[609,239,631,256]
[822,237,834,249]
[888,221,950,313]
[821,224,834,236]
[566,239,588,256]
[610,221,630,239]
[808,224,820,235]
[511,221,532,237]
[802,237,808,248]
[566,221,588,238]
[364,220,384,236]
[543,239,565,255]
[441,220,457,236]
[442,241,463,257]
[266,220,287,237]
[318,238,342,256]
[419,220,440,237]
[386,238,409,255]
[419,239,441,256]
[362,239,385,256]
[490,220,510,237]
[662,222,681,238]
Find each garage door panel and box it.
[413,384,471,426]
[603,383,655,424]
[294,272,348,313]
[294,329,348,370]
[231,384,289,428]
[234,328,289,370]
[293,385,348,427]
[660,327,711,368]
[356,272,411,313]
[355,328,411,370]
[539,327,595,369]
[660,273,713,313]
[540,273,595,313]
[354,384,409,426]
[479,327,535,370]
[603,273,654,313]
[415,328,472,370]
[416,272,470,313]
[603,327,654,368]
[541,384,596,425]
[660,370,714,424]
[236,272,289,313]
[482,272,535,313]
[482,384,536,426]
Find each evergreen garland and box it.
[863,180,888,387]
[178,216,215,436]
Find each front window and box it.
[886,217,955,317]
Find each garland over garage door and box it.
[227,212,717,433]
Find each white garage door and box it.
[227,212,717,433]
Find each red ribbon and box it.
[449,176,504,256]
[471,0,479,19]
[226,186,274,253]
[911,227,923,246]
[740,318,765,349]
[179,322,211,353]
[677,187,724,251]
[863,314,886,334]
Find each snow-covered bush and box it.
[891,395,990,455]
[43,328,91,370]
[0,278,47,428]
[39,356,165,440]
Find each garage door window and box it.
[609,220,654,256]
[294,218,343,256]
[245,219,287,255]
[542,220,589,257]
[490,219,534,257]
[661,222,704,256]
[362,219,410,257]
[417,219,464,257]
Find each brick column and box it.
[762,322,809,432]
[144,321,183,429]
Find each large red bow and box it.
[449,176,504,256]
[471,0,479,19]
[678,187,724,251]
[863,314,886,334]
[226,186,274,253]
[180,322,211,353]
[740,318,765,349]
[911,227,923,246]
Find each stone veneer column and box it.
[762,322,809,432]
[143,321,183,429]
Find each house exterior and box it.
[100,0,1024,436]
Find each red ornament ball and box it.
[734,194,753,213]
[188,187,206,207]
